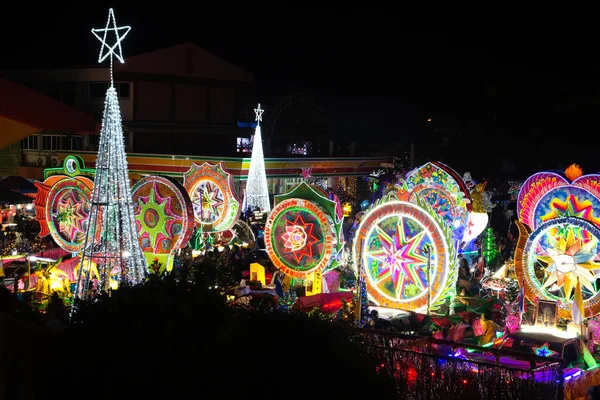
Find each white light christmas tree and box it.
[75,9,146,300]
[244,104,271,212]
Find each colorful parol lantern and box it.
[34,155,95,252]
[183,162,240,233]
[131,175,194,273]
[264,182,344,279]
[515,165,600,319]
[353,185,457,313]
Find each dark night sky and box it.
[3,5,600,178]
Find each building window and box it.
[47,82,76,106]
[42,135,61,151]
[64,135,83,151]
[89,82,130,99]
[20,135,38,150]
[61,82,76,107]
[287,141,312,156]
[40,134,83,151]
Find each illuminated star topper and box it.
[254,103,264,124]
[92,8,131,84]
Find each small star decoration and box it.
[92,8,131,64]
[254,103,264,123]
[300,167,312,180]
[532,342,558,358]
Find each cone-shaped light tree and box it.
[75,9,146,299]
[244,104,271,212]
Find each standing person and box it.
[479,311,503,345]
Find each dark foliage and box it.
[34,275,395,399]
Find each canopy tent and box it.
[0,78,95,149]
[0,186,33,205]
[0,176,36,195]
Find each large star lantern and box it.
[369,218,429,298]
[54,192,88,242]
[536,225,600,300]
[135,185,176,252]
[281,214,320,263]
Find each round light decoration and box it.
[264,182,344,278]
[515,217,600,319]
[44,176,94,252]
[183,162,240,232]
[406,161,471,234]
[34,155,95,250]
[353,197,456,312]
[265,198,334,278]
[132,176,194,271]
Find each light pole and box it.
[423,244,432,316]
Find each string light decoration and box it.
[482,227,499,266]
[243,104,270,212]
[75,9,146,300]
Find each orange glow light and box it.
[565,163,583,181]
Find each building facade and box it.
[2,43,391,196]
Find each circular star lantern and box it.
[353,196,457,312]
[515,217,600,319]
[264,182,344,278]
[406,161,472,236]
[183,162,240,232]
[36,176,94,252]
[132,176,194,273]
[517,165,600,230]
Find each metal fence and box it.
[357,330,564,400]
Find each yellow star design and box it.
[536,227,600,299]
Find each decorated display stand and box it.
[512,164,600,399]
[515,164,600,320]
[132,176,194,274]
[353,182,458,314]
[264,182,344,295]
[32,155,95,304]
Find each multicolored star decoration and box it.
[536,225,600,300]
[281,213,321,264]
[532,342,558,358]
[192,181,224,223]
[53,191,89,243]
[368,217,429,299]
[541,194,600,227]
[135,184,176,253]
